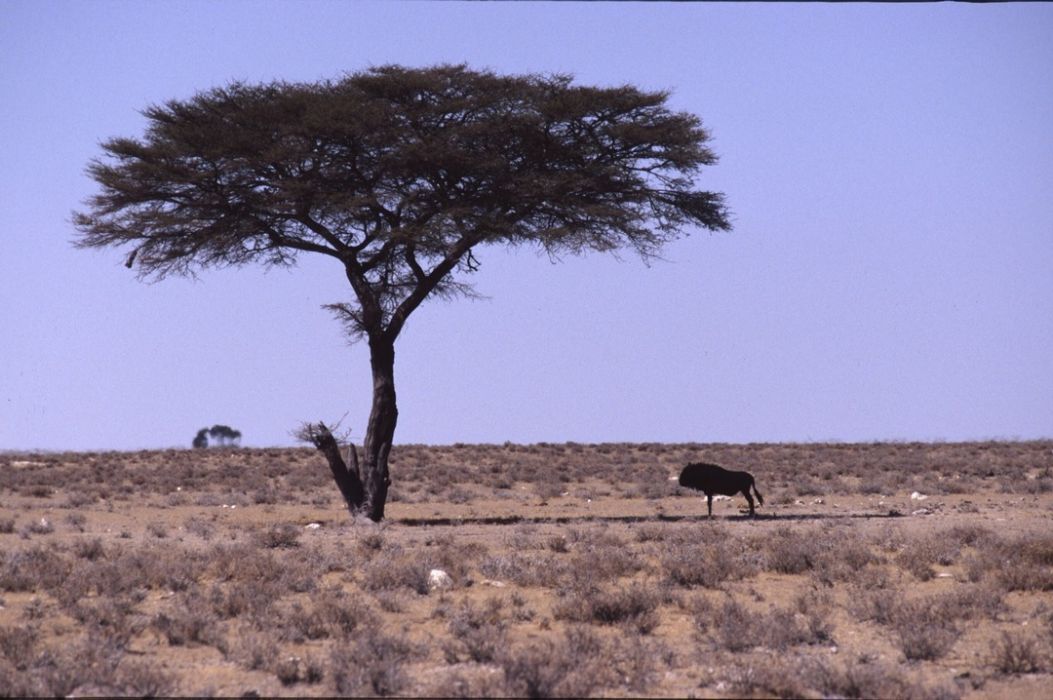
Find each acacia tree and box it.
[74,64,730,521]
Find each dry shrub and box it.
[991,630,1047,675]
[718,653,961,699]
[717,656,811,698]
[73,537,106,561]
[284,587,378,641]
[896,533,962,581]
[252,485,280,504]
[68,555,150,601]
[229,625,280,671]
[478,551,563,588]
[70,597,141,647]
[608,634,668,693]
[424,668,507,698]
[254,523,301,549]
[852,588,900,626]
[553,582,660,634]
[764,528,823,574]
[9,633,126,697]
[361,550,430,594]
[957,533,1053,592]
[632,523,669,543]
[758,525,879,583]
[799,656,957,700]
[423,536,487,584]
[206,543,284,584]
[936,584,1006,622]
[945,524,995,547]
[0,546,71,592]
[358,530,386,552]
[116,658,175,697]
[183,516,215,540]
[64,512,87,531]
[112,546,204,592]
[445,598,509,663]
[887,598,960,661]
[331,631,418,697]
[274,654,325,686]
[695,598,831,653]
[533,481,564,500]
[546,534,570,553]
[565,543,643,588]
[498,626,608,698]
[0,625,38,670]
[152,593,219,647]
[662,538,753,588]
[794,588,836,643]
[628,476,677,500]
[208,580,281,621]
[994,535,1053,592]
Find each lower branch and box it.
[295,421,365,515]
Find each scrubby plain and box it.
[1,441,1051,697]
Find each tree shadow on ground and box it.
[392,510,904,527]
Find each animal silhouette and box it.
[678,462,764,517]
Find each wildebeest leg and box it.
[707,493,713,517]
[743,489,755,516]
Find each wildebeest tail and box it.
[752,479,764,506]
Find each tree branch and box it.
[384,234,478,341]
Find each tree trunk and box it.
[361,336,398,522]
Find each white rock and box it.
[910,491,928,501]
[428,568,453,590]
[304,523,322,530]
[713,495,732,501]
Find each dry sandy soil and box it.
[1,441,1051,697]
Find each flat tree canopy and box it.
[75,64,730,521]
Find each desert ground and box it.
[1,440,1051,697]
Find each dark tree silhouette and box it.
[208,424,242,447]
[192,425,240,448]
[74,64,731,521]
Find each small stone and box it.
[428,568,453,590]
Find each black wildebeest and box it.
[678,462,764,517]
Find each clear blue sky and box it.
[2,1,1051,450]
